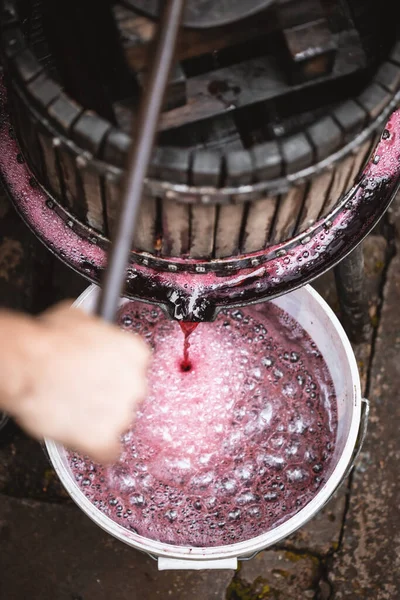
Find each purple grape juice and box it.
[69,302,337,547]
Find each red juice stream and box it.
[179,322,199,371]
[69,303,337,547]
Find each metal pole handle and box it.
[96,0,186,322]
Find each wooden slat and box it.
[375,60,400,94]
[47,93,83,135]
[321,136,378,216]
[347,134,380,185]
[80,167,105,233]
[13,48,43,83]
[163,63,187,111]
[357,83,392,120]
[155,113,242,156]
[104,176,157,253]
[243,196,278,253]
[282,132,313,175]
[296,171,333,234]
[133,196,158,253]
[118,7,279,71]
[104,175,121,237]
[23,112,46,182]
[214,204,246,258]
[56,148,85,220]
[72,113,110,233]
[158,35,365,132]
[307,116,342,162]
[10,92,33,166]
[189,204,217,259]
[281,17,337,84]
[149,147,190,184]
[161,199,190,257]
[251,141,282,181]
[191,150,222,187]
[270,185,307,243]
[320,155,355,216]
[72,112,111,156]
[202,115,244,152]
[333,100,368,142]
[12,91,45,182]
[225,150,253,186]
[37,132,63,200]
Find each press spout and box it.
[163,290,219,322]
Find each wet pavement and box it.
[0,185,398,599]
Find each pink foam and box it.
[69,302,337,547]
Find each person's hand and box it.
[0,302,150,463]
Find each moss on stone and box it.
[226,576,278,599]
[284,551,305,563]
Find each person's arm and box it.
[0,302,150,463]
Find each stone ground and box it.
[0,184,399,600]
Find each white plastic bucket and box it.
[45,284,367,571]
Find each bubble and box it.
[222,479,237,494]
[130,494,146,507]
[247,505,262,518]
[205,496,217,509]
[228,509,241,521]
[288,418,307,434]
[260,404,273,424]
[237,492,258,506]
[286,468,309,483]
[235,464,255,481]
[121,315,133,327]
[283,383,296,398]
[262,357,274,368]
[262,455,286,471]
[312,463,323,473]
[304,450,317,463]
[231,310,243,321]
[165,509,177,523]
[191,472,214,489]
[199,454,213,465]
[286,443,299,456]
[263,492,278,502]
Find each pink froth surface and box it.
[69,302,337,547]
